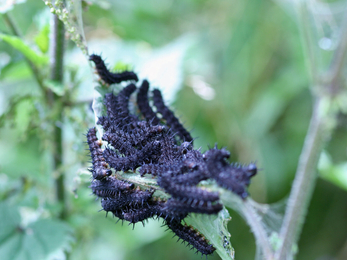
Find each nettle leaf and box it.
[34,24,50,54]
[319,152,347,191]
[117,172,234,259]
[0,203,73,260]
[43,79,65,96]
[0,33,48,66]
[187,208,234,260]
[0,95,33,126]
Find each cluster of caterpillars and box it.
[87,54,257,256]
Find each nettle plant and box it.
[1,0,347,259]
[87,54,258,257]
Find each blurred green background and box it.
[0,0,347,259]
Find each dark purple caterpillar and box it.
[137,80,160,124]
[164,198,223,216]
[103,124,166,149]
[166,220,216,256]
[101,188,153,211]
[152,89,193,142]
[90,177,134,198]
[103,140,161,171]
[139,163,184,177]
[123,205,160,224]
[86,127,112,180]
[203,147,257,198]
[87,53,258,257]
[157,172,220,203]
[89,54,138,84]
[102,132,137,156]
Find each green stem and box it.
[3,13,46,93]
[326,12,347,95]
[274,4,347,259]
[242,200,274,259]
[274,97,327,260]
[50,13,66,220]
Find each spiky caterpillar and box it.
[204,147,257,198]
[164,198,223,215]
[123,205,160,224]
[89,54,138,84]
[87,54,259,257]
[157,172,220,203]
[101,188,154,210]
[102,131,137,156]
[114,83,138,125]
[86,127,112,179]
[152,89,193,142]
[103,93,118,123]
[90,177,134,198]
[166,220,216,256]
[139,163,184,177]
[103,124,166,149]
[97,116,111,131]
[169,169,209,186]
[103,141,161,171]
[212,163,257,199]
[137,80,160,124]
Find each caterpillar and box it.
[164,198,223,216]
[157,172,220,203]
[90,177,134,198]
[204,147,257,198]
[86,127,112,180]
[89,54,138,84]
[101,189,153,211]
[103,141,161,171]
[152,89,193,142]
[166,220,216,256]
[137,80,161,124]
[87,53,258,257]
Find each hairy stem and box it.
[275,97,327,259]
[274,4,347,259]
[242,199,274,259]
[326,12,347,95]
[50,13,66,220]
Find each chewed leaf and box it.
[0,33,48,66]
[187,208,234,260]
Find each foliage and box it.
[0,202,73,260]
[0,0,347,259]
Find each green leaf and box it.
[0,0,26,14]
[0,203,21,244]
[187,208,234,260]
[34,24,50,54]
[43,80,65,96]
[0,33,48,66]
[319,152,347,191]
[113,61,132,71]
[29,219,73,255]
[0,202,73,260]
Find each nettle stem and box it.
[275,97,327,259]
[274,4,347,259]
[50,13,66,220]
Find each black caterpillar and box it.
[88,54,258,256]
[89,54,138,84]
